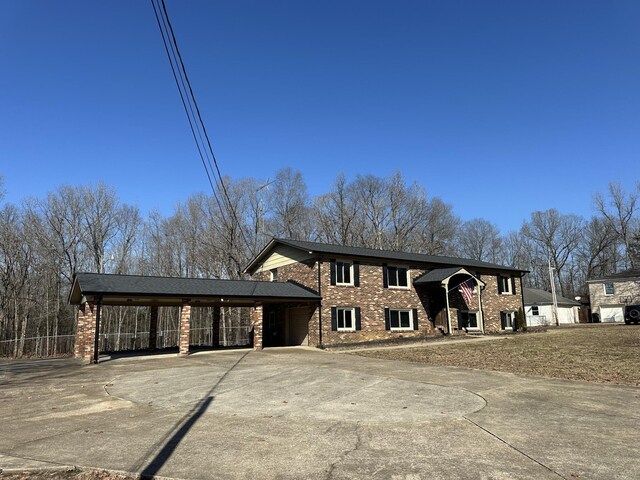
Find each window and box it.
[498,275,514,295]
[500,311,514,330]
[331,306,361,331]
[531,306,539,316]
[269,268,278,282]
[604,282,615,296]
[336,308,355,331]
[459,311,479,330]
[385,308,417,330]
[387,266,409,288]
[335,261,353,285]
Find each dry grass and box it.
[0,469,136,480]
[353,325,640,386]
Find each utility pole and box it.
[548,256,559,326]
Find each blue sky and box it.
[1,1,639,233]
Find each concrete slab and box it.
[0,348,638,479]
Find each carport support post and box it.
[93,298,101,364]
[212,306,220,347]
[252,304,263,351]
[179,304,191,357]
[149,306,158,350]
[75,302,95,363]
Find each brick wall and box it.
[479,274,523,332]
[589,280,640,313]
[74,303,95,363]
[253,256,525,345]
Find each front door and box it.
[435,309,448,333]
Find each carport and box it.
[68,273,321,364]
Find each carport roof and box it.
[68,272,321,306]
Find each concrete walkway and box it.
[0,348,638,479]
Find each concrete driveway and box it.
[0,348,638,479]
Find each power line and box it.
[150,0,252,253]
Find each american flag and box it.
[458,278,475,304]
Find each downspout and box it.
[317,257,323,347]
[93,297,102,364]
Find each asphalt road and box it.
[1,347,638,479]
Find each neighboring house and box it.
[587,270,640,323]
[522,287,580,327]
[244,238,528,347]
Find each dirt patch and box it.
[352,325,640,386]
[0,469,136,480]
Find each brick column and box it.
[211,306,221,347]
[149,306,158,350]
[252,304,263,351]
[74,303,95,364]
[179,304,191,357]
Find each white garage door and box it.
[600,306,623,323]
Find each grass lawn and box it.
[352,325,640,386]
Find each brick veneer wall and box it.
[254,257,524,344]
[74,303,96,363]
[178,305,191,356]
[479,274,523,331]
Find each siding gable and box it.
[260,245,314,271]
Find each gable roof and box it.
[69,272,320,305]
[522,287,580,307]
[245,238,527,275]
[586,269,640,283]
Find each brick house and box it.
[244,238,527,347]
[587,269,640,323]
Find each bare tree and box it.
[267,167,311,240]
[593,182,640,269]
[457,219,502,262]
[521,209,585,297]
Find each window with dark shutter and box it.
[382,264,388,288]
[353,261,360,287]
[412,308,419,330]
[384,307,390,330]
[331,307,337,331]
[355,307,361,330]
[330,260,336,286]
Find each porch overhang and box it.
[413,267,486,288]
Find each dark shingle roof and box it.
[413,267,466,284]
[587,269,640,283]
[245,238,526,274]
[69,272,320,304]
[522,288,580,307]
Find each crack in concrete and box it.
[463,416,567,479]
[324,422,364,479]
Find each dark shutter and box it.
[511,277,516,295]
[500,312,506,330]
[355,307,361,330]
[331,307,337,331]
[412,308,419,330]
[384,307,390,330]
[497,276,503,294]
[353,261,360,287]
[330,259,336,286]
[382,264,388,288]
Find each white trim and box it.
[335,260,354,286]
[499,276,514,295]
[460,310,481,331]
[387,265,410,290]
[388,308,415,331]
[603,282,615,296]
[336,307,356,332]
